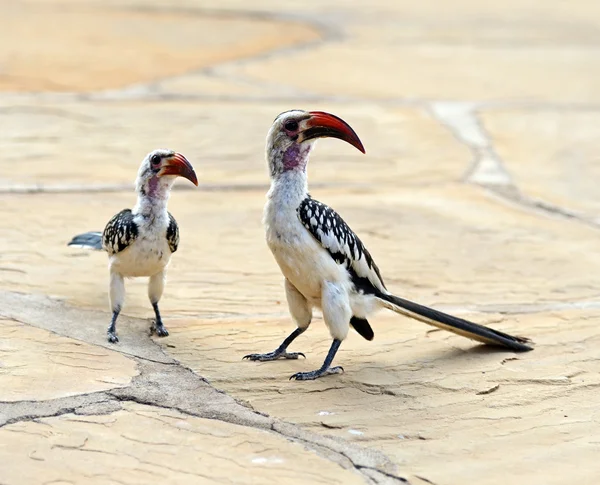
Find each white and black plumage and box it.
[244,110,533,380]
[68,149,198,343]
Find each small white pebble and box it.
[348,429,364,436]
[318,411,334,416]
[252,457,284,465]
[398,434,406,440]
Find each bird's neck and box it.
[267,142,313,207]
[267,170,309,212]
[133,176,171,219]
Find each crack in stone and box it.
[1,342,399,485]
[414,475,437,485]
[429,102,513,186]
[429,101,600,232]
[356,467,410,484]
[483,186,600,229]
[1,362,399,484]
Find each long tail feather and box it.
[377,293,533,352]
[67,232,103,250]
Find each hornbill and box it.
[68,149,198,343]
[244,110,533,380]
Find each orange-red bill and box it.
[304,111,365,153]
[160,153,198,186]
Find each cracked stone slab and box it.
[0,2,318,92]
[0,293,176,364]
[0,308,405,484]
[0,392,121,428]
[0,318,138,401]
[158,308,600,485]
[481,108,600,220]
[0,402,370,485]
[0,101,468,189]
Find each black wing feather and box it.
[166,212,180,253]
[297,197,386,294]
[102,209,138,255]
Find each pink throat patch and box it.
[283,144,309,172]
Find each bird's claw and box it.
[150,321,169,337]
[289,366,344,381]
[107,332,119,344]
[243,351,306,362]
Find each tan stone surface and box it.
[482,109,600,218]
[0,402,366,485]
[198,1,600,103]
[235,43,600,103]
[1,185,599,319]
[0,3,318,92]
[0,101,468,188]
[160,310,600,485]
[3,179,600,482]
[0,319,137,401]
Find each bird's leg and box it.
[150,302,169,337]
[107,309,120,344]
[290,339,344,380]
[290,281,349,380]
[148,271,168,337]
[244,327,307,361]
[244,278,311,361]
[108,272,125,343]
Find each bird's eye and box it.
[150,154,162,167]
[284,119,299,131]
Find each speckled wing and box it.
[102,209,139,255]
[166,212,179,253]
[297,197,386,294]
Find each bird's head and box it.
[136,149,198,197]
[266,110,365,177]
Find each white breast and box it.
[110,213,172,277]
[265,197,350,307]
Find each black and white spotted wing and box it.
[102,209,139,255]
[297,197,386,294]
[166,212,179,253]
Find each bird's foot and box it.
[150,320,169,337]
[107,331,119,344]
[243,350,306,362]
[290,366,344,381]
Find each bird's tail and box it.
[377,293,533,352]
[67,232,103,250]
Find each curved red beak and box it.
[302,111,365,153]
[159,153,198,186]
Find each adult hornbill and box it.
[244,110,533,380]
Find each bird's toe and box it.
[243,353,266,361]
[243,350,304,361]
[283,352,306,360]
[290,366,343,381]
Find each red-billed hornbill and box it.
[68,149,198,343]
[244,110,533,380]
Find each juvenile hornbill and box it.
[68,149,198,343]
[244,110,533,380]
